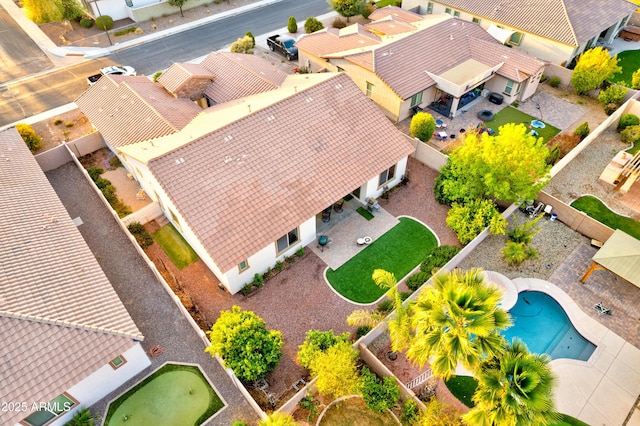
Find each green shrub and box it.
[359,366,401,412]
[401,400,419,425]
[632,69,640,89]
[573,121,590,140]
[80,18,94,28]
[549,77,561,87]
[61,0,84,21]
[546,144,561,165]
[53,117,63,125]
[274,261,284,271]
[64,121,74,127]
[240,283,254,296]
[420,245,461,274]
[304,16,324,34]
[617,113,640,131]
[604,102,619,116]
[253,273,264,288]
[232,422,246,426]
[446,199,507,245]
[621,125,640,144]
[95,15,114,31]
[297,330,350,369]
[361,3,375,19]
[127,222,154,248]
[502,241,539,266]
[410,111,436,142]
[245,31,255,47]
[332,18,346,28]
[287,16,297,33]
[405,271,430,291]
[86,166,104,181]
[399,291,411,301]
[376,299,393,314]
[508,214,543,245]
[355,326,372,339]
[296,247,305,257]
[16,123,43,153]
[152,71,163,82]
[114,27,137,36]
[94,177,111,190]
[598,84,626,105]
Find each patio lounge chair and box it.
[595,302,611,315]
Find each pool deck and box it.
[512,277,640,426]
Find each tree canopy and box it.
[168,0,190,17]
[230,35,255,54]
[410,111,436,142]
[571,47,621,95]
[327,0,367,21]
[309,340,360,400]
[435,123,551,204]
[297,329,350,369]
[205,306,283,382]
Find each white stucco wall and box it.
[44,343,150,426]
[87,0,128,21]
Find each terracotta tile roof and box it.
[365,19,544,99]
[295,25,381,58]
[76,75,202,148]
[369,5,424,23]
[0,128,142,424]
[148,73,414,272]
[201,51,288,104]
[430,0,636,46]
[158,62,215,95]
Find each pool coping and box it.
[512,277,640,426]
[102,361,228,425]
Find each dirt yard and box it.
[30,109,94,153]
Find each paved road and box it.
[45,162,261,425]
[0,0,329,127]
[0,5,53,84]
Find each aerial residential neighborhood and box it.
[1,0,640,425]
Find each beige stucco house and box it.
[401,0,637,67]
[295,7,546,122]
[76,52,414,294]
[0,128,149,426]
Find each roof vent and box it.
[450,34,454,41]
[224,135,233,142]
[335,83,343,89]
[305,97,314,103]
[267,115,275,121]
[223,155,233,164]
[174,157,185,165]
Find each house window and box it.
[109,355,127,369]
[238,259,249,273]
[366,82,373,97]
[445,7,452,14]
[426,2,433,13]
[22,393,77,426]
[410,92,423,107]
[276,228,299,254]
[509,32,523,45]
[379,164,396,187]
[453,10,460,17]
[504,80,521,95]
[472,17,480,24]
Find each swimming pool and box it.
[502,291,596,361]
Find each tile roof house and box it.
[401,0,637,66]
[0,128,149,426]
[76,54,414,294]
[296,7,546,122]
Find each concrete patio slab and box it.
[516,91,586,130]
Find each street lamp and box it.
[89,0,112,46]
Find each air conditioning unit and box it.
[481,89,491,98]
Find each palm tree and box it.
[65,407,100,426]
[463,338,560,426]
[346,269,412,352]
[406,268,511,379]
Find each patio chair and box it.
[594,302,611,315]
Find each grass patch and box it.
[627,139,640,155]
[570,195,640,239]
[609,50,640,87]
[152,223,199,270]
[444,376,478,408]
[319,397,397,425]
[375,0,399,6]
[326,217,438,303]
[486,106,561,142]
[356,206,374,221]
[105,363,223,425]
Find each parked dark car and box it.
[267,35,298,61]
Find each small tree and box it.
[310,340,360,400]
[65,407,101,426]
[304,16,325,34]
[205,306,283,382]
[245,31,255,48]
[571,47,621,95]
[287,16,298,33]
[598,84,626,105]
[95,15,114,31]
[16,123,43,153]
[230,35,254,54]
[573,121,590,140]
[23,0,63,23]
[410,111,436,142]
[297,330,350,369]
[61,0,84,21]
[168,0,189,17]
[327,0,367,22]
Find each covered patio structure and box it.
[580,229,640,288]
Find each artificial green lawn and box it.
[375,0,399,7]
[325,217,438,303]
[571,195,640,239]
[356,206,374,220]
[486,106,561,143]
[152,223,199,270]
[609,50,640,87]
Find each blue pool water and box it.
[502,291,596,361]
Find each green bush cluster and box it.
[598,84,626,105]
[304,16,324,34]
[127,222,154,248]
[95,15,114,31]
[376,299,394,314]
[287,16,297,33]
[241,248,305,295]
[409,111,436,142]
[447,199,507,245]
[549,77,561,87]
[355,326,372,339]
[401,400,419,425]
[617,113,640,132]
[86,166,131,217]
[359,366,401,412]
[573,121,590,140]
[114,27,137,36]
[80,18,94,28]
[420,245,461,274]
[502,214,542,266]
[546,144,560,165]
[16,123,43,153]
[405,271,430,291]
[621,124,640,144]
[297,330,350,369]
[245,31,255,47]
